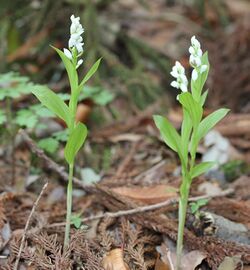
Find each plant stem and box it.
[176,178,190,270]
[64,162,74,250]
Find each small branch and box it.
[134,160,166,183]
[19,130,94,193]
[14,181,48,270]
[116,141,140,177]
[47,188,233,228]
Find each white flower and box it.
[70,15,84,36]
[170,61,185,78]
[76,59,83,69]
[189,36,203,68]
[68,33,84,53]
[189,55,201,67]
[68,14,84,54]
[75,42,84,54]
[189,35,208,81]
[170,81,179,89]
[63,48,72,59]
[191,69,198,81]
[191,36,201,49]
[63,14,84,69]
[180,83,188,92]
[200,65,207,73]
[197,48,202,57]
[170,61,188,94]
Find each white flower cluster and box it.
[189,36,207,81]
[170,61,188,93]
[63,15,84,68]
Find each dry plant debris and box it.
[1,1,250,269]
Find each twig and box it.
[134,160,166,183]
[47,188,233,228]
[14,181,48,270]
[116,141,140,177]
[19,129,95,193]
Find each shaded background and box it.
[0,2,250,269]
[1,0,249,119]
[1,0,250,175]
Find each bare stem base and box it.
[64,163,74,250]
[176,184,190,270]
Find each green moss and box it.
[221,160,250,182]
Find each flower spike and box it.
[170,61,188,95]
[189,35,207,81]
[63,14,84,69]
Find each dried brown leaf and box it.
[76,103,92,124]
[154,256,171,270]
[112,185,178,204]
[158,243,206,270]
[102,248,130,270]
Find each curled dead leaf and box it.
[158,242,206,270]
[76,103,92,123]
[155,255,171,270]
[102,248,130,270]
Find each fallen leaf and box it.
[102,248,130,270]
[112,185,178,204]
[202,130,236,168]
[197,181,223,196]
[157,241,206,270]
[180,250,206,270]
[0,222,11,249]
[76,103,91,123]
[7,28,48,62]
[218,256,242,270]
[155,255,171,270]
[47,186,64,204]
[80,167,101,185]
[110,133,143,142]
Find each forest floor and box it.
[0,0,250,269]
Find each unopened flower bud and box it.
[63,48,72,60]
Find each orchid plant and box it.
[153,36,229,269]
[32,15,101,248]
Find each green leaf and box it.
[197,108,230,141]
[153,115,181,153]
[78,86,114,105]
[64,122,87,164]
[191,161,216,178]
[38,138,59,154]
[200,52,210,89]
[0,110,6,125]
[51,46,78,92]
[31,104,54,117]
[178,92,203,129]
[53,130,69,142]
[71,214,82,229]
[190,198,209,214]
[32,85,71,127]
[181,109,192,165]
[191,52,210,102]
[0,72,38,100]
[200,89,209,106]
[15,109,38,128]
[92,89,114,105]
[79,58,101,87]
